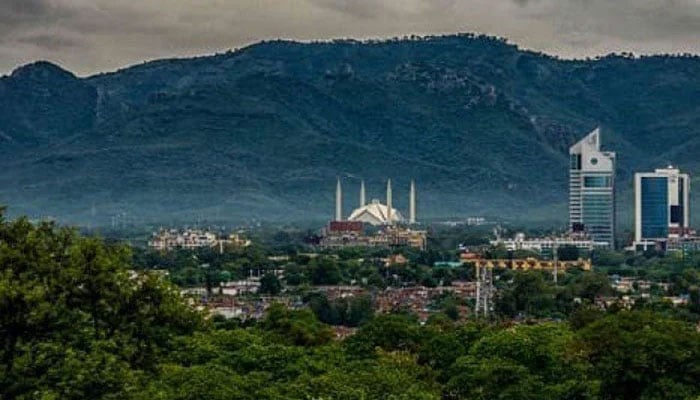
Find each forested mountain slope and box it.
[1,35,698,225]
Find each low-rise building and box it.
[490,232,604,259]
[634,234,700,254]
[471,257,592,271]
[149,229,218,251]
[319,223,427,250]
[220,233,252,249]
[148,229,250,252]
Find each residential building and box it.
[490,232,606,259]
[148,229,250,252]
[319,223,427,250]
[569,128,616,248]
[149,229,218,251]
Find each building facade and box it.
[490,233,606,259]
[148,229,250,252]
[320,222,427,251]
[634,167,690,247]
[148,229,218,251]
[569,128,616,248]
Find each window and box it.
[570,154,581,170]
[584,176,611,188]
[641,177,668,239]
[670,205,682,224]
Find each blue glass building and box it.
[634,167,690,247]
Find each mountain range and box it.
[1,34,699,227]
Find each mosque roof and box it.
[348,199,404,225]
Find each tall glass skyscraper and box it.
[634,167,690,247]
[569,128,616,248]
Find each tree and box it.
[0,211,202,399]
[417,328,465,376]
[495,271,554,318]
[447,323,598,399]
[345,314,422,357]
[576,311,700,399]
[263,303,334,346]
[307,293,373,327]
[137,364,251,400]
[310,257,342,285]
[306,350,441,399]
[568,305,605,330]
[575,272,612,301]
[346,294,374,327]
[366,271,387,289]
[307,292,342,325]
[283,262,305,285]
[592,249,625,267]
[446,356,546,400]
[259,273,282,295]
[444,304,460,321]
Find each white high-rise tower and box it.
[569,128,616,248]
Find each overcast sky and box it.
[1,0,699,76]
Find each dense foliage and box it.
[131,243,471,290]
[0,209,202,399]
[2,211,700,399]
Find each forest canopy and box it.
[1,210,699,399]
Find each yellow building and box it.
[467,257,591,271]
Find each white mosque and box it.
[334,178,416,226]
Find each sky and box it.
[1,0,699,76]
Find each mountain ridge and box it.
[0,34,699,226]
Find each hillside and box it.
[0,35,699,226]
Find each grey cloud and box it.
[309,0,383,18]
[1,0,50,18]
[0,0,698,77]
[16,34,79,50]
[309,0,458,18]
[0,0,76,26]
[517,0,700,40]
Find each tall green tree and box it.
[259,273,282,295]
[0,210,202,399]
[495,271,554,317]
[576,311,700,400]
